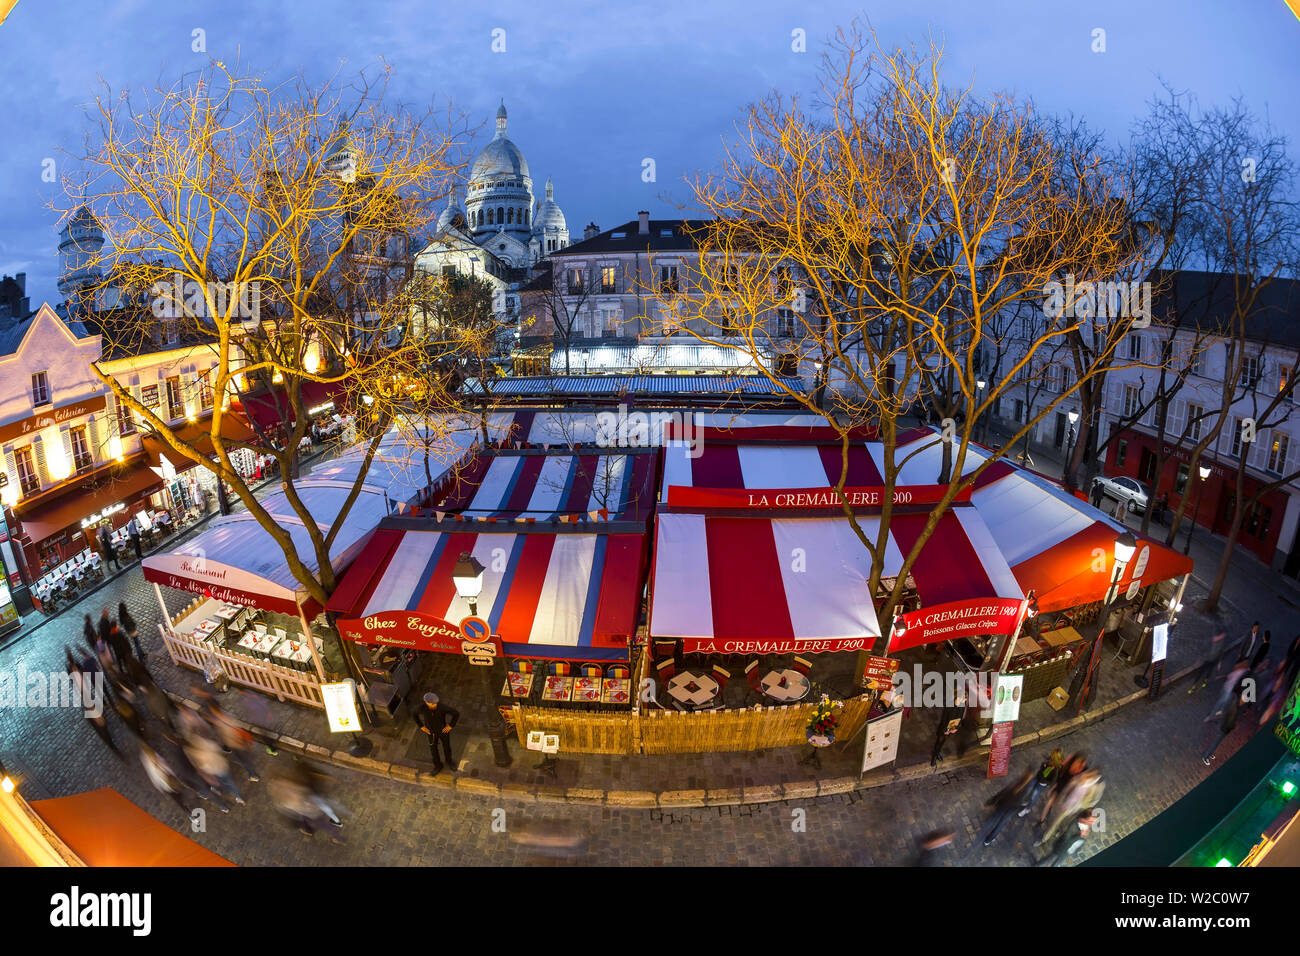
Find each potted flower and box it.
[806,694,842,747]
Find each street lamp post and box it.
[452,551,513,767]
[975,379,986,443]
[1184,464,1212,556]
[1063,410,1079,487]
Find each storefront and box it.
[11,458,166,572]
[1104,428,1290,567]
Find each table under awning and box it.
[141,415,257,469]
[13,459,163,544]
[327,526,645,662]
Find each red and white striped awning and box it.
[327,527,643,661]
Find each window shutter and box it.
[3,447,14,490]
[60,426,72,463]
[88,415,102,460]
[33,438,48,485]
[1288,432,1299,475]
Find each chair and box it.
[792,655,813,677]
[652,639,677,662]
[655,657,676,684]
[745,659,763,693]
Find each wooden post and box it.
[152,582,171,631]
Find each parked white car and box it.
[1091,475,1150,514]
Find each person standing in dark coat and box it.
[97,522,120,572]
[1237,622,1264,664]
[125,516,143,561]
[930,697,966,767]
[1188,631,1228,693]
[416,692,460,775]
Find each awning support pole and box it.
[297,598,326,682]
[153,582,170,633]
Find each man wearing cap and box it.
[417,692,460,774]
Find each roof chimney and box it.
[584,222,600,240]
[637,211,650,235]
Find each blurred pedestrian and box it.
[97,521,120,572]
[973,768,1033,851]
[84,705,122,759]
[1039,768,1105,847]
[139,742,193,815]
[1257,661,1290,728]
[914,829,956,867]
[204,699,260,783]
[1251,628,1273,673]
[1205,661,1251,724]
[183,731,245,807]
[236,688,280,756]
[1036,809,1101,867]
[1018,748,1065,819]
[118,601,146,663]
[1237,622,1264,664]
[1202,674,1247,765]
[1188,631,1228,693]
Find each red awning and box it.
[234,380,346,432]
[328,527,644,661]
[29,788,235,867]
[142,415,257,469]
[14,461,163,543]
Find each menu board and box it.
[986,721,1014,778]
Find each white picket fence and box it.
[159,623,325,709]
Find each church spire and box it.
[545,175,554,201]
[495,100,507,137]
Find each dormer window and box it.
[31,371,50,407]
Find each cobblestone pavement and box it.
[1,443,1296,865]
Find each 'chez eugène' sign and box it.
[0,395,107,444]
[666,483,972,510]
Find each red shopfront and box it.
[1105,428,1288,565]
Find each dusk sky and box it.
[1,0,1297,307]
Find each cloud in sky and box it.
[0,0,1296,306]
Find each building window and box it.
[1186,404,1203,442]
[487,209,494,225]
[1230,417,1246,458]
[1240,354,1261,390]
[1258,505,1273,539]
[442,265,457,278]
[69,426,92,473]
[198,371,214,411]
[165,376,185,420]
[601,266,617,294]
[1122,385,1140,419]
[1174,463,1189,495]
[1268,432,1289,474]
[567,269,585,294]
[1281,366,1291,396]
[14,446,38,496]
[31,371,50,407]
[1126,335,1142,360]
[1188,348,1204,377]
[659,265,679,296]
[1020,317,1035,340]
[776,309,796,337]
[497,207,504,225]
[115,396,136,436]
[1116,439,1128,467]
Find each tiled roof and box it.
[552,220,711,257]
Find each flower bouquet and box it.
[806,694,842,747]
